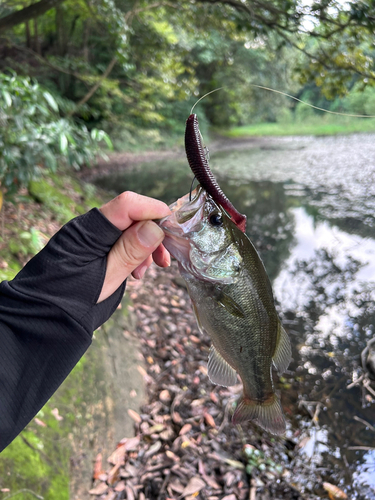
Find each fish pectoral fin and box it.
[208,345,238,387]
[272,324,292,375]
[214,290,245,318]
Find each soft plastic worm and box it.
[185,114,247,232]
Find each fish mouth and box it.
[157,186,207,265]
[158,186,207,237]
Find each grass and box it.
[224,116,375,138]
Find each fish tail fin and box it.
[232,394,286,435]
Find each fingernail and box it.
[134,264,148,280]
[137,221,164,247]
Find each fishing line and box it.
[191,85,375,119]
[190,87,224,114]
[248,84,375,118]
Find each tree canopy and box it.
[0,0,374,189]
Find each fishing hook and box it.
[189,175,196,202]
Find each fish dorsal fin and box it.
[208,345,238,387]
[272,324,292,375]
[215,290,245,318]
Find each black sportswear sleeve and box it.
[0,208,126,452]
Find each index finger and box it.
[100,191,171,231]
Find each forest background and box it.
[1,0,375,197]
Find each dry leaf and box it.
[144,440,162,458]
[123,435,141,451]
[51,408,63,421]
[34,418,47,427]
[125,485,135,500]
[93,452,103,479]
[107,463,121,485]
[179,423,192,435]
[182,477,206,497]
[103,492,116,500]
[323,482,348,500]
[88,482,109,495]
[172,411,182,424]
[160,389,171,402]
[107,444,126,465]
[114,480,126,492]
[128,409,142,423]
[204,412,216,428]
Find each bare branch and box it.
[68,56,117,116]
[0,0,66,33]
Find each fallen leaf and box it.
[103,491,116,500]
[93,452,103,479]
[224,459,245,470]
[144,440,162,458]
[107,463,121,485]
[182,477,206,497]
[34,418,47,427]
[107,444,126,465]
[172,411,182,424]
[190,335,200,343]
[125,485,135,500]
[323,482,348,500]
[128,409,142,423]
[114,480,126,492]
[89,482,109,495]
[123,435,141,451]
[204,412,216,428]
[160,389,171,402]
[51,408,63,421]
[179,423,192,435]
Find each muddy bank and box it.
[69,300,146,500]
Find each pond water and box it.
[96,133,375,499]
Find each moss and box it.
[28,178,77,223]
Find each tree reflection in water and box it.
[279,245,375,499]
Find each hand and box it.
[97,191,171,302]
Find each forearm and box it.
[0,208,125,452]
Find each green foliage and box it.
[243,444,283,476]
[8,228,44,256]
[0,72,112,195]
[0,0,375,151]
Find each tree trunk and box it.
[0,0,66,34]
[25,20,31,48]
[83,20,90,63]
[34,17,41,55]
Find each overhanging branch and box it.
[0,0,66,33]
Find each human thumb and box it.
[98,220,165,302]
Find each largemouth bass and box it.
[158,186,292,435]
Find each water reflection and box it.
[95,135,375,498]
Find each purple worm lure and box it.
[185,114,247,233]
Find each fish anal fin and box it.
[208,345,238,387]
[215,290,245,318]
[272,324,292,375]
[232,394,286,435]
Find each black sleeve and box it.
[0,208,126,452]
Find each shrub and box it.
[0,73,112,196]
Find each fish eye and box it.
[209,213,223,227]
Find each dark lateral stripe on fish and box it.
[185,114,247,232]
